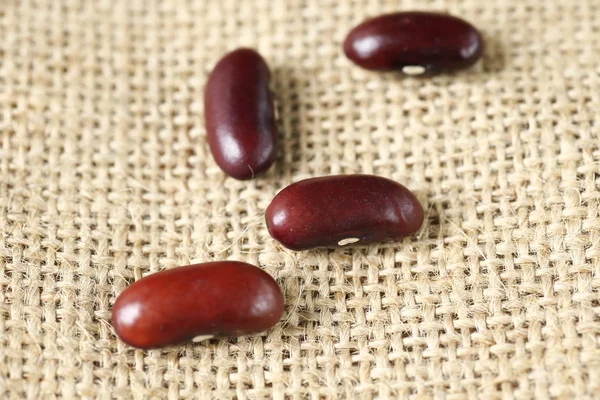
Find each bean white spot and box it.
[402,65,426,75]
[338,238,360,246]
[192,335,215,343]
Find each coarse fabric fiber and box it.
[0,0,599,399]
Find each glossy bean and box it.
[265,175,423,250]
[204,48,278,180]
[344,11,484,74]
[112,262,284,349]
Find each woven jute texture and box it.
[1,0,599,398]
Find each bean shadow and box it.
[267,64,318,187]
[479,31,507,74]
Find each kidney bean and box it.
[344,11,484,74]
[112,261,284,349]
[204,48,278,180]
[265,175,423,250]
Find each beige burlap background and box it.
[1,0,599,398]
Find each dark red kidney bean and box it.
[344,11,484,74]
[265,175,424,250]
[204,48,278,180]
[112,261,284,349]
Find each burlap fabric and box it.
[1,0,599,398]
